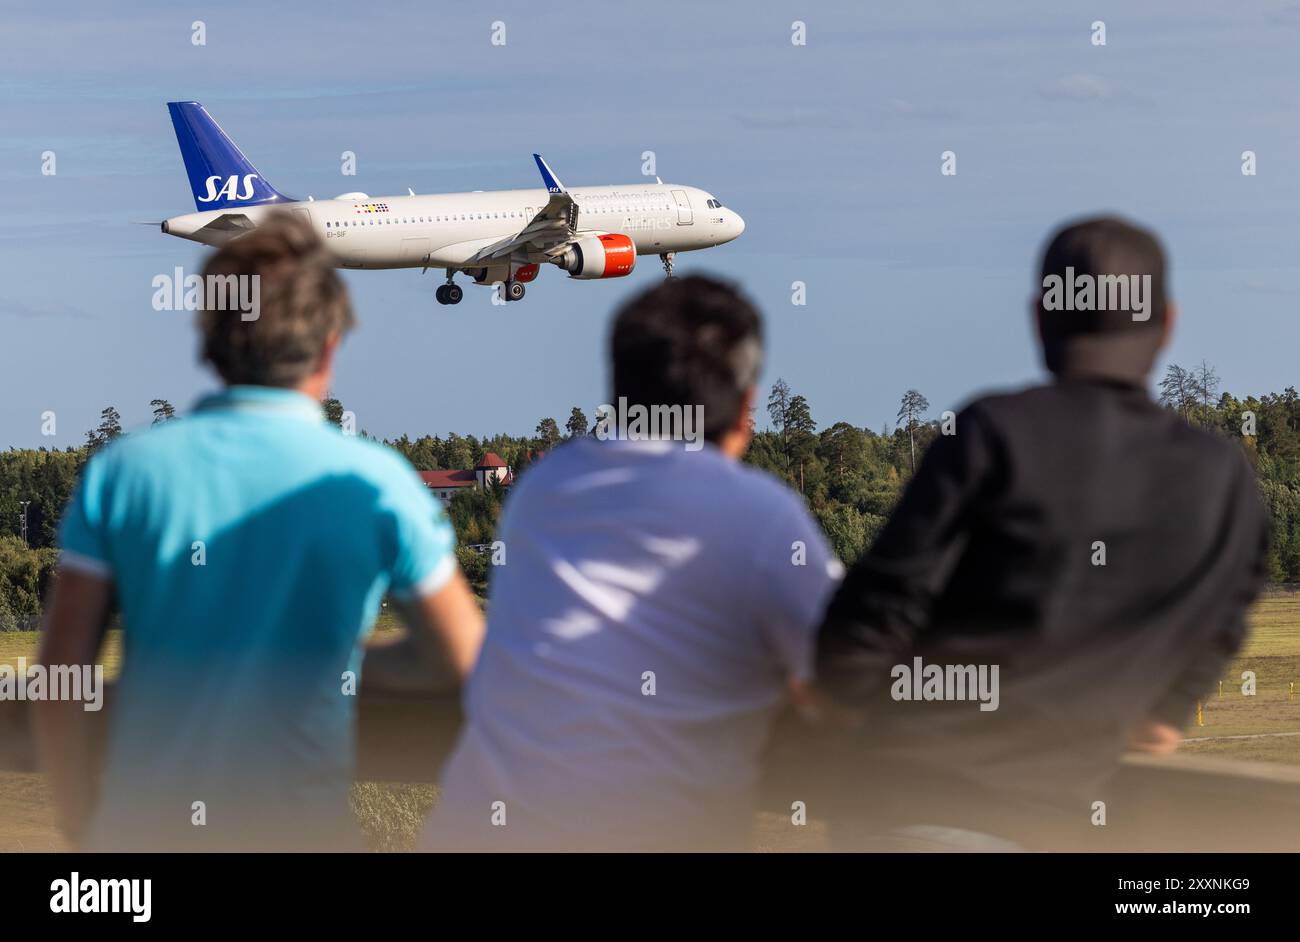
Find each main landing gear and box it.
[436,273,463,305]
[435,272,527,303]
[660,252,676,279]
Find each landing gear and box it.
[436,273,463,305]
[660,252,676,279]
[506,281,526,302]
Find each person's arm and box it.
[364,570,485,691]
[751,491,844,690]
[363,458,487,692]
[816,406,998,703]
[1125,717,1182,755]
[32,567,113,847]
[1144,455,1270,736]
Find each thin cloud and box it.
[1043,73,1115,101]
[0,297,92,320]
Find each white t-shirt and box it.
[421,437,842,852]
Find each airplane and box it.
[160,101,745,304]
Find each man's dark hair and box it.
[1037,216,1169,378]
[610,275,763,443]
[200,212,355,388]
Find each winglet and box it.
[533,153,565,194]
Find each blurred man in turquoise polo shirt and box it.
[35,214,484,851]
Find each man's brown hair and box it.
[610,275,763,443]
[199,212,354,388]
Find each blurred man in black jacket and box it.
[813,217,1269,850]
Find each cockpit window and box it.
[706,198,724,209]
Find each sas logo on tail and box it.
[198,173,260,203]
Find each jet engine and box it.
[558,234,636,279]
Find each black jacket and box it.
[815,378,1269,831]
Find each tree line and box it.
[1,366,1297,625]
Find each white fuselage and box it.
[163,183,744,272]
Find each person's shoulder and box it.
[327,433,428,486]
[1167,417,1253,484]
[956,383,1058,423]
[81,415,199,477]
[522,437,588,476]
[501,437,586,500]
[954,381,1158,434]
[720,453,817,518]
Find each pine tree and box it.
[897,390,929,473]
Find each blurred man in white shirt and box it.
[422,276,841,851]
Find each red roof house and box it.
[419,453,513,504]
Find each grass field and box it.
[2,592,1297,851]
[1178,591,1300,763]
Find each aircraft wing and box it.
[464,154,578,264]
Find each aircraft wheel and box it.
[435,285,449,305]
[446,284,463,305]
[507,282,526,302]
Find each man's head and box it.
[609,275,763,457]
[199,212,354,397]
[1035,216,1173,383]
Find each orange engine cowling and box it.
[513,263,540,284]
[561,234,636,279]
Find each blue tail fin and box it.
[168,101,292,211]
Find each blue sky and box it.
[2,0,1298,448]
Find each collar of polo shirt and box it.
[195,385,325,420]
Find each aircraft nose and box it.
[730,210,745,239]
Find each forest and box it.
[1,364,1297,624]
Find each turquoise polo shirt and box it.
[58,386,457,850]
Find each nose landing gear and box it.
[660,252,676,279]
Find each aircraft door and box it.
[672,189,693,225]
